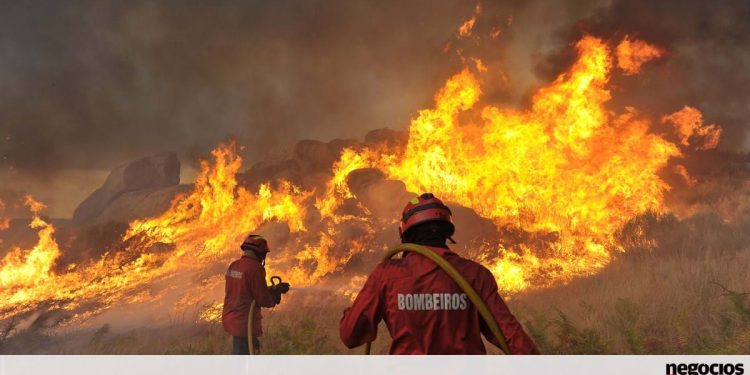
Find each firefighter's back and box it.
[375,246,492,354]
[222,257,255,336]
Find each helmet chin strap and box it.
[257,251,267,266]
[401,223,456,247]
[243,249,267,265]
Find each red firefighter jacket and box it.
[222,254,277,337]
[339,246,540,355]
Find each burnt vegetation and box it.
[1,210,748,354]
[1,0,749,355]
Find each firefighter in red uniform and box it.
[339,193,540,354]
[222,234,290,354]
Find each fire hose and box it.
[247,276,285,355]
[247,299,258,355]
[363,243,511,355]
[245,244,512,355]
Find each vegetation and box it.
[1,212,748,354]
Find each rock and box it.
[347,168,414,220]
[346,168,387,196]
[447,204,498,246]
[299,171,332,193]
[240,138,365,193]
[72,153,180,225]
[364,128,408,148]
[93,184,192,225]
[327,138,361,158]
[346,168,497,245]
[293,140,335,173]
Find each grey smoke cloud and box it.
[0,0,474,175]
[533,0,750,150]
[1,0,747,217]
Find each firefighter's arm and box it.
[247,265,277,308]
[339,266,383,349]
[478,268,540,354]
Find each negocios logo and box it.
[666,363,745,375]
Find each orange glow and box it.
[458,4,482,38]
[0,199,9,231]
[0,141,311,320]
[334,36,696,292]
[458,17,476,38]
[0,196,60,293]
[663,106,722,150]
[471,58,488,73]
[197,302,223,323]
[674,165,697,187]
[616,36,665,75]
[490,27,502,39]
[0,34,721,325]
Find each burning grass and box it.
[1,211,748,354]
[0,31,746,355]
[520,212,750,354]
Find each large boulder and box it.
[346,167,498,247]
[364,128,408,148]
[72,153,180,225]
[293,140,336,173]
[239,138,363,192]
[92,184,192,225]
[347,168,412,220]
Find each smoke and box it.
[2,1,750,347]
[1,0,748,218]
[533,0,750,150]
[0,0,474,175]
[541,0,750,221]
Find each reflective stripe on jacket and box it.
[222,255,277,337]
[339,246,540,354]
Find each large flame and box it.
[616,36,665,75]
[124,141,309,266]
[0,141,310,321]
[328,36,711,292]
[0,197,60,295]
[0,34,720,326]
[662,106,722,150]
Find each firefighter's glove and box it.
[269,282,290,295]
[269,282,290,304]
[276,282,290,294]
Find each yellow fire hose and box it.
[363,243,511,355]
[247,300,258,355]
[247,276,282,355]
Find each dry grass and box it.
[517,212,750,354]
[1,212,748,354]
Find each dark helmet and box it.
[241,234,269,254]
[399,193,455,240]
